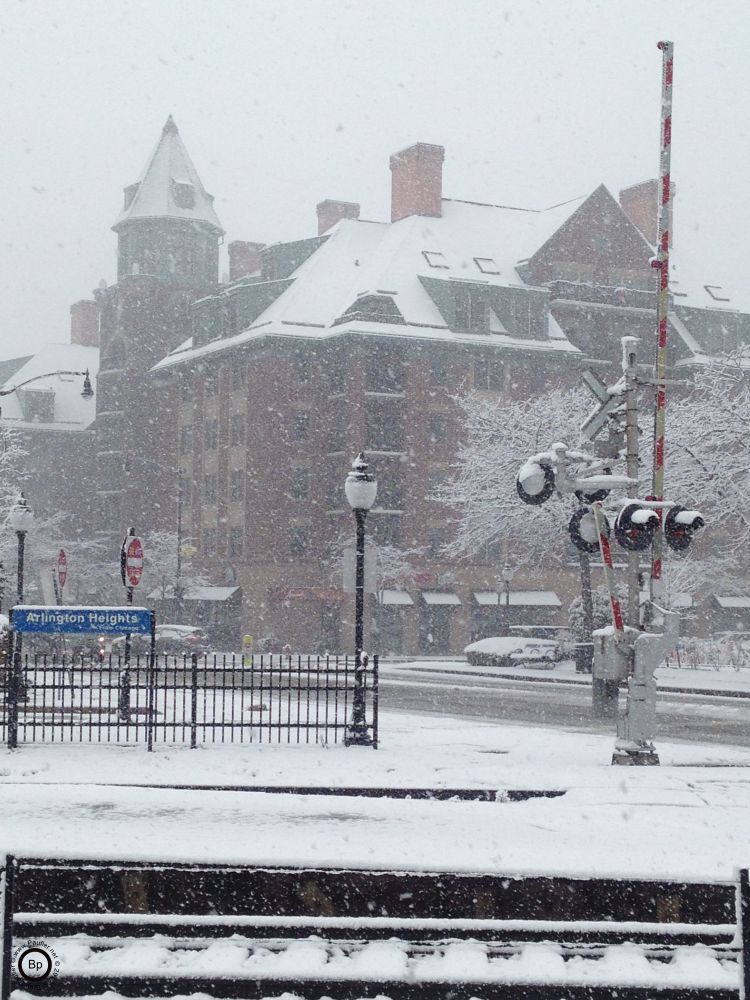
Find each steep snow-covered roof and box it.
[0,343,98,431]
[113,116,224,234]
[153,197,588,373]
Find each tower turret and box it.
[112,115,224,287]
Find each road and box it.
[380,666,750,746]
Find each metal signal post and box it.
[649,40,674,611]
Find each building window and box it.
[172,178,195,209]
[204,473,218,504]
[205,375,218,396]
[179,425,193,453]
[291,467,309,500]
[474,256,501,275]
[290,525,309,557]
[229,469,244,502]
[180,378,193,402]
[430,360,448,386]
[454,289,489,334]
[422,250,449,269]
[292,411,310,441]
[427,527,445,559]
[372,515,402,547]
[229,526,244,556]
[203,527,217,555]
[429,413,449,443]
[230,413,245,446]
[366,399,404,451]
[204,418,219,449]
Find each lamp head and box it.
[7,493,34,535]
[345,452,378,511]
[81,369,94,399]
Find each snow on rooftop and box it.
[0,343,98,430]
[715,595,750,609]
[113,116,223,234]
[153,199,589,373]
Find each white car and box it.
[464,636,560,668]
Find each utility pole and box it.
[622,337,641,629]
[648,40,674,615]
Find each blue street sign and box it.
[11,606,153,636]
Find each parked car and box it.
[111,624,211,658]
[464,636,560,668]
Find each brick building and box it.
[5,124,746,650]
[92,115,224,546]
[151,141,749,654]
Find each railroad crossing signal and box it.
[580,370,626,442]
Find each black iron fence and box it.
[0,653,378,748]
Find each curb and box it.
[389,665,750,700]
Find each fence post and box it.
[372,654,379,750]
[7,635,18,751]
[741,868,749,1000]
[118,664,131,723]
[190,652,198,749]
[1,855,17,1000]
[146,613,156,752]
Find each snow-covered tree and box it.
[436,386,589,566]
[144,529,210,599]
[666,354,750,578]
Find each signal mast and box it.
[515,42,705,765]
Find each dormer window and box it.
[422,251,449,269]
[171,177,195,209]
[704,285,730,302]
[454,288,489,334]
[474,256,500,275]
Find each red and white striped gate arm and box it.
[592,503,625,637]
[650,40,674,605]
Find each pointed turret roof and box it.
[113,116,224,234]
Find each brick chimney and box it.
[390,142,445,222]
[619,179,675,247]
[70,299,100,347]
[316,199,360,235]
[228,240,266,281]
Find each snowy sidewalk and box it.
[2,711,750,882]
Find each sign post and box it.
[119,529,144,722]
[51,549,67,608]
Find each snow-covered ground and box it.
[2,708,750,883]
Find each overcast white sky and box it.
[1,0,748,358]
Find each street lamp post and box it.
[499,563,514,637]
[7,494,33,746]
[344,453,377,747]
[0,369,93,401]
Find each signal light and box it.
[575,468,611,504]
[614,502,660,552]
[569,506,610,554]
[664,506,705,552]
[516,461,555,506]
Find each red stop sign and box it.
[57,549,67,589]
[123,535,144,588]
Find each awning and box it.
[640,591,693,609]
[148,586,239,601]
[381,590,414,606]
[422,592,461,606]
[715,595,750,609]
[473,590,561,607]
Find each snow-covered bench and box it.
[3,857,748,1000]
